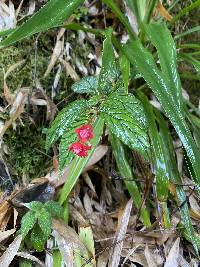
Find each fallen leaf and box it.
[156,1,172,21]
[0,234,22,267]
[0,229,16,243]
[144,245,158,267]
[108,199,133,267]
[164,237,180,267]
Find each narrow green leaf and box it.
[110,134,151,227]
[124,0,146,27]
[0,0,84,47]
[71,76,98,94]
[20,211,36,238]
[59,117,104,205]
[98,28,120,95]
[102,0,137,39]
[100,91,149,159]
[175,25,200,39]
[46,99,89,149]
[53,250,63,267]
[119,53,130,92]
[79,226,95,256]
[156,109,200,253]
[123,38,200,190]
[144,23,182,109]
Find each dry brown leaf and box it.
[0,88,29,139]
[144,245,158,267]
[108,199,133,267]
[60,58,80,81]
[0,199,12,230]
[0,234,22,267]
[156,1,172,21]
[44,28,65,77]
[52,218,87,253]
[0,229,15,243]
[164,237,180,267]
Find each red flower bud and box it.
[68,142,92,157]
[75,124,94,142]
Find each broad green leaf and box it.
[44,201,64,218]
[46,99,89,149]
[38,209,52,238]
[156,109,200,253]
[123,38,200,189]
[71,76,98,94]
[98,28,120,95]
[24,201,43,211]
[110,134,151,227]
[144,23,182,109]
[20,211,36,238]
[30,224,47,252]
[59,117,104,204]
[0,0,84,47]
[58,117,89,172]
[100,91,149,159]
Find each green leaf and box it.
[98,28,120,95]
[71,76,98,94]
[44,201,64,218]
[123,34,200,190]
[155,109,200,253]
[30,224,47,252]
[59,117,104,204]
[144,23,182,109]
[38,209,52,238]
[110,134,151,227]
[24,201,43,211]
[46,99,89,150]
[100,91,149,159]
[20,211,36,238]
[0,0,84,47]
[79,226,95,256]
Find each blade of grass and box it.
[109,133,151,227]
[102,0,137,39]
[155,109,200,254]
[140,93,170,228]
[58,117,104,205]
[169,0,200,25]
[175,25,200,40]
[124,0,146,26]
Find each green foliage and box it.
[71,76,98,94]
[0,0,85,47]
[20,200,63,251]
[98,28,120,94]
[46,99,90,149]
[100,91,149,159]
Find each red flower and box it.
[75,124,94,142]
[68,142,92,157]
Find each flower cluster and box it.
[68,124,94,157]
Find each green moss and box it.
[6,123,50,181]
